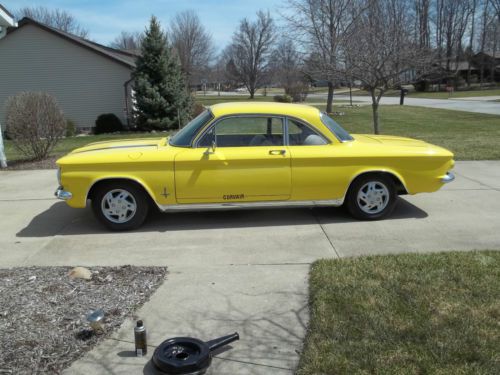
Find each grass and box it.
[349,88,500,99]
[298,251,500,375]
[330,105,500,160]
[3,132,166,162]
[194,94,352,106]
[4,101,500,163]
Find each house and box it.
[0,4,16,168]
[0,16,136,130]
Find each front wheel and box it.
[91,181,149,231]
[346,175,397,220]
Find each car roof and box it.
[209,102,321,119]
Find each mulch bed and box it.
[2,156,59,170]
[0,266,167,374]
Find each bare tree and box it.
[283,0,363,112]
[270,39,303,91]
[170,10,215,87]
[16,6,89,38]
[414,0,432,48]
[344,0,432,134]
[225,11,276,98]
[110,31,143,53]
[433,0,474,81]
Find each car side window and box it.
[288,119,328,146]
[198,117,284,147]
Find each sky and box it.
[3,0,284,48]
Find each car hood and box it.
[353,134,429,147]
[69,137,167,154]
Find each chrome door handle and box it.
[269,150,286,155]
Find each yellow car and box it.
[56,102,454,230]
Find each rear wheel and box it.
[346,174,397,220]
[91,181,149,230]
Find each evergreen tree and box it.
[132,16,192,130]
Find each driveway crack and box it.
[312,210,340,258]
[454,171,500,192]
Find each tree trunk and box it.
[326,81,334,113]
[370,89,380,134]
[372,102,380,135]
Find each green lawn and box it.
[194,94,352,106]
[4,103,500,163]
[330,105,500,160]
[298,251,500,375]
[3,132,165,162]
[349,88,500,99]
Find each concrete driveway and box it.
[1,161,500,374]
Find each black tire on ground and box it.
[91,181,149,231]
[346,174,397,220]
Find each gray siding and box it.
[0,24,133,129]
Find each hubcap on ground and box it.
[101,189,137,223]
[357,181,389,214]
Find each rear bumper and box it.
[55,186,72,200]
[441,172,455,184]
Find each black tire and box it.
[91,181,149,231]
[346,174,397,220]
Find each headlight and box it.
[57,167,62,185]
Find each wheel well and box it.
[349,172,408,195]
[87,178,155,203]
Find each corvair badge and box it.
[223,194,245,200]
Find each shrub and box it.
[286,83,309,102]
[94,113,123,134]
[414,80,430,92]
[66,119,76,137]
[5,92,66,160]
[274,94,293,103]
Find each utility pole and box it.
[0,121,7,168]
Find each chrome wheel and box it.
[357,181,390,214]
[101,189,137,224]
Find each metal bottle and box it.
[134,320,147,356]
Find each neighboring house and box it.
[0,16,137,130]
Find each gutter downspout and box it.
[0,122,7,168]
[124,77,134,129]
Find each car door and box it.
[174,115,291,203]
[286,118,344,200]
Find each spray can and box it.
[134,320,147,356]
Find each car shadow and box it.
[16,198,427,238]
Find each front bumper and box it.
[55,186,72,200]
[441,172,455,184]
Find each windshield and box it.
[169,110,213,147]
[320,112,354,142]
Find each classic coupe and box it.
[56,102,454,230]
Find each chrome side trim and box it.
[441,172,455,183]
[158,199,344,212]
[55,187,72,200]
